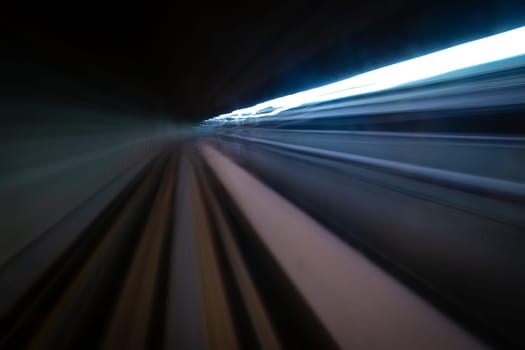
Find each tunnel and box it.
[1,1,525,349]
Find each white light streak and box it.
[205,25,525,123]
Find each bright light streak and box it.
[205,25,525,123]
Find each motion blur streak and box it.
[2,28,525,350]
[199,30,525,349]
[205,26,525,122]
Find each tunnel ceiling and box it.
[2,0,525,122]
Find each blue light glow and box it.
[205,25,525,123]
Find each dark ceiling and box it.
[2,0,525,122]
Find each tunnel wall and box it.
[0,100,182,265]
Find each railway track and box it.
[2,138,517,349]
